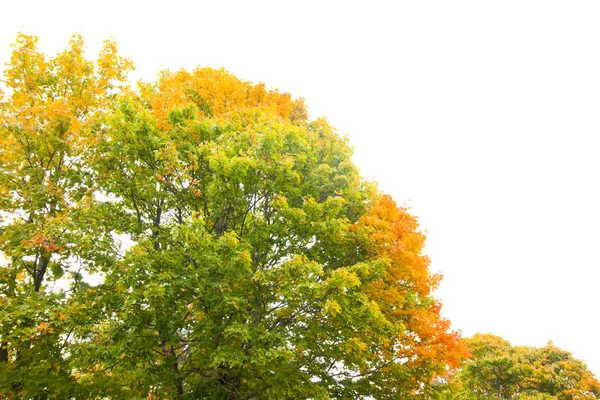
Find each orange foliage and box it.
[141,68,301,129]
[356,194,467,375]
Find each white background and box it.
[2,0,599,377]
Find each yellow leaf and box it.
[36,321,53,333]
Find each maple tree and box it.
[439,334,600,399]
[0,35,465,399]
[0,33,132,397]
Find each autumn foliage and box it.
[4,33,595,400]
[352,195,466,396]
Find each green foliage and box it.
[1,35,464,399]
[0,33,132,399]
[440,334,600,400]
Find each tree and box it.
[441,334,600,400]
[0,33,132,398]
[1,35,464,399]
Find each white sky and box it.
[2,0,600,377]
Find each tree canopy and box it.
[440,334,600,400]
[0,34,466,399]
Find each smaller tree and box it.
[442,333,600,400]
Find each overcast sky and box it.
[2,0,600,376]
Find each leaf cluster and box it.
[439,334,600,400]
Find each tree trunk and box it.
[0,341,8,362]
